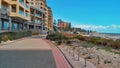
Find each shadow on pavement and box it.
[0,50,56,68]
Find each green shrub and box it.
[104,60,112,64]
[32,32,39,35]
[57,40,62,45]
[2,35,9,42]
[74,35,85,41]
[0,31,32,41]
[66,40,71,45]
[8,35,13,41]
[88,37,100,44]
[46,32,68,41]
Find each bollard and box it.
[78,50,80,61]
[98,56,100,64]
[85,58,87,67]
[72,47,75,57]
[69,47,71,55]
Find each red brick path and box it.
[42,38,71,68]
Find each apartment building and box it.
[58,19,71,31]
[47,6,53,30]
[29,5,45,31]
[0,0,30,31]
[0,0,46,33]
[30,0,53,31]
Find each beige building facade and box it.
[0,0,45,31]
[0,0,53,32]
[30,0,53,30]
[0,0,30,30]
[47,6,53,30]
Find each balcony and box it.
[35,13,41,17]
[19,0,24,6]
[26,4,29,9]
[1,6,9,13]
[35,19,41,24]
[25,13,29,17]
[19,10,24,16]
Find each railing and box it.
[19,9,24,16]
[30,12,34,15]
[35,19,43,24]
[25,13,29,17]
[0,20,2,30]
[1,6,9,13]
[19,0,24,6]
[35,13,41,17]
[26,4,29,9]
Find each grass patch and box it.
[102,47,112,52]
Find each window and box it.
[36,2,39,5]
[41,3,42,5]
[25,12,29,17]
[3,21,9,30]
[31,2,33,5]
[19,0,24,6]
[19,7,24,16]
[12,22,18,30]
[0,20,2,30]
[12,5,16,12]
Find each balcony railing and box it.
[1,6,9,13]
[26,4,29,9]
[19,10,24,16]
[25,13,29,17]
[35,19,41,23]
[35,13,41,17]
[19,0,24,6]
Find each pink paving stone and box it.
[42,38,71,68]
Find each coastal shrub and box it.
[113,41,120,49]
[64,33,120,49]
[74,35,85,41]
[0,31,32,41]
[8,34,14,41]
[57,40,62,45]
[32,32,39,35]
[2,35,9,42]
[104,60,112,64]
[88,37,100,44]
[46,32,68,41]
[66,40,71,45]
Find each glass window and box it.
[4,21,9,30]
[12,5,16,12]
[12,22,18,30]
[0,20,2,30]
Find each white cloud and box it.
[75,24,120,31]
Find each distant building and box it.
[57,19,71,31]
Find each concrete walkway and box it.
[0,36,71,68]
[0,37,51,50]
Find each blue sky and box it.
[47,0,120,33]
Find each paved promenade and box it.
[0,36,70,68]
